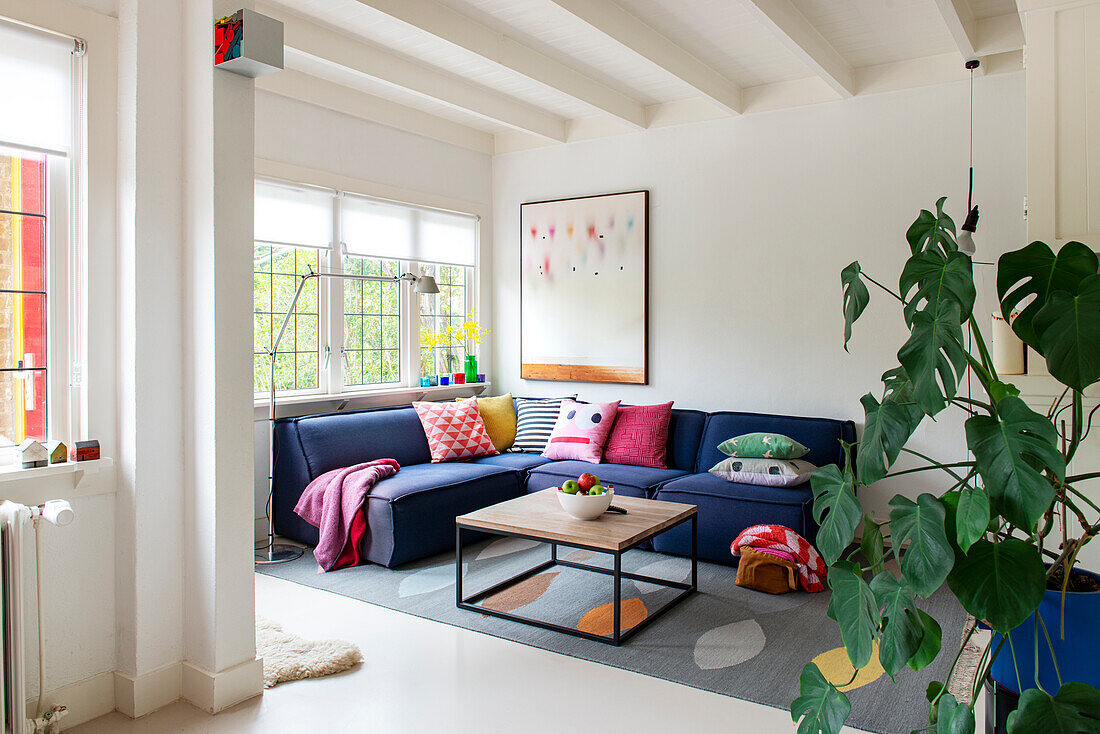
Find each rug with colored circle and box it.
[257,538,967,733]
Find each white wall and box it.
[492,72,1028,522]
[252,92,494,528]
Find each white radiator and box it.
[0,500,74,734]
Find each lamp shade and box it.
[415,275,440,294]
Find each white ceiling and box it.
[256,0,1025,153]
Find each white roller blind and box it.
[254,179,333,248]
[342,196,414,260]
[343,194,477,266]
[0,22,73,152]
[419,209,477,266]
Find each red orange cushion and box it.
[413,401,498,463]
[603,402,674,469]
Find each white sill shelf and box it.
[0,457,116,506]
[254,382,492,416]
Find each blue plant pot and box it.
[990,567,1100,694]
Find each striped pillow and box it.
[510,396,576,453]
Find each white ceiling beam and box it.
[739,0,856,98]
[548,0,743,115]
[932,0,979,60]
[258,5,568,142]
[349,0,647,129]
[256,70,495,155]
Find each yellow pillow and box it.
[458,393,516,451]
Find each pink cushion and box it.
[541,399,621,464]
[603,402,674,469]
[413,401,498,463]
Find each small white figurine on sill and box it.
[19,439,48,469]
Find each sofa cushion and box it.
[604,402,674,468]
[667,409,707,471]
[364,462,523,567]
[294,406,432,475]
[413,400,498,463]
[468,453,552,472]
[527,460,687,499]
[651,473,816,565]
[542,399,620,463]
[695,412,855,474]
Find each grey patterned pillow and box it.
[709,457,816,487]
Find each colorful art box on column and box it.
[214,9,283,78]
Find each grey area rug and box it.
[258,538,965,733]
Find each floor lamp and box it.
[256,266,440,564]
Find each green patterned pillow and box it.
[717,432,809,460]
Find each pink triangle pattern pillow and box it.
[541,399,621,464]
[603,402,674,469]
[413,400,499,463]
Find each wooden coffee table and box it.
[455,489,697,646]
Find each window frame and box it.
[253,173,483,404]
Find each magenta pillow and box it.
[413,400,498,463]
[541,399,621,464]
[603,402,674,469]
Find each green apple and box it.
[588,485,605,495]
[561,480,580,494]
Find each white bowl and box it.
[556,488,614,520]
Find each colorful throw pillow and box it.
[413,401,498,463]
[709,457,817,487]
[718,432,809,460]
[542,399,621,464]
[457,393,516,451]
[603,402,674,468]
[510,396,576,453]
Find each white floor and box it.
[72,572,875,734]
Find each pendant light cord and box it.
[968,64,974,212]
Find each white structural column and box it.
[180,0,263,713]
[548,0,743,115]
[116,0,261,717]
[738,0,856,98]
[115,0,187,716]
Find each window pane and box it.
[0,369,46,447]
[342,255,400,388]
[417,263,472,378]
[253,243,319,393]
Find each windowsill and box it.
[253,382,493,419]
[0,457,117,506]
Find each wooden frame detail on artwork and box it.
[519,190,649,385]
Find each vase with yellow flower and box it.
[447,320,488,384]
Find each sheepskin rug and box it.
[256,615,362,688]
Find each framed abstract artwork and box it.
[520,190,648,384]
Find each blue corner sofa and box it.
[272,402,855,568]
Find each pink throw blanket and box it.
[294,458,400,571]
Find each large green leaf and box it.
[860,516,886,578]
[1009,681,1100,734]
[869,571,924,678]
[791,663,852,734]
[811,464,862,565]
[965,396,1064,530]
[842,261,870,352]
[947,538,1045,632]
[900,249,976,327]
[898,301,968,416]
[856,368,924,485]
[935,693,977,734]
[906,197,958,257]
[997,240,1099,352]
[1033,273,1100,391]
[954,486,991,553]
[888,494,954,597]
[826,562,879,669]
[907,609,942,672]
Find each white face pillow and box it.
[709,457,817,487]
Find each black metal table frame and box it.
[455,512,697,646]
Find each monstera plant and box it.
[791,198,1100,733]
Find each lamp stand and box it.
[256,267,437,565]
